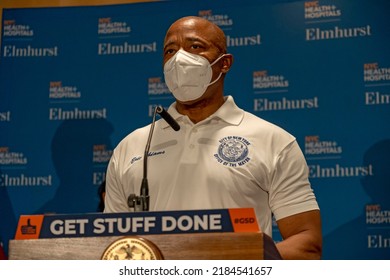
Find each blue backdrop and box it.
[1,0,389,259]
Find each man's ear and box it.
[221,54,233,73]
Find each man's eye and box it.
[165,49,175,55]
[191,45,202,50]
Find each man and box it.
[104,16,322,259]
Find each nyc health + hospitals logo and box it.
[304,135,342,159]
[97,17,131,35]
[148,77,170,96]
[0,146,28,166]
[366,204,390,226]
[252,70,289,92]
[304,1,341,20]
[2,19,34,37]
[364,62,390,83]
[49,81,81,100]
[198,10,233,28]
[93,144,113,164]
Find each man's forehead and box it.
[173,17,209,29]
[167,17,214,34]
[164,25,215,45]
[164,17,225,52]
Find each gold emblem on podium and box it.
[101,236,163,260]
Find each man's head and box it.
[163,16,233,105]
[163,16,227,61]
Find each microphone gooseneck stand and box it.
[127,106,180,212]
[127,106,158,212]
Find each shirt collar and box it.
[164,95,244,128]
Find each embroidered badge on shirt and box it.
[214,136,251,167]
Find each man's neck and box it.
[176,93,225,124]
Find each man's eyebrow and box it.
[163,41,176,50]
[186,36,209,45]
[164,36,209,49]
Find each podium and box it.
[8,208,282,260]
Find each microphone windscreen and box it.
[156,106,180,131]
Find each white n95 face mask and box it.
[163,49,225,102]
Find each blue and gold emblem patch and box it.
[214,136,251,167]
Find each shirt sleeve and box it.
[103,152,129,213]
[269,140,319,221]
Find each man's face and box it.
[163,18,222,67]
[162,17,231,105]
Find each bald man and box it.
[104,16,322,260]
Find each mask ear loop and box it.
[210,53,227,67]
[205,54,227,88]
[205,72,223,88]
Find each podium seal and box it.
[101,236,163,260]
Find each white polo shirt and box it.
[104,96,319,236]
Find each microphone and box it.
[127,105,180,212]
[156,105,180,131]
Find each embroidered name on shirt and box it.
[130,151,165,164]
[148,151,165,157]
[214,136,251,167]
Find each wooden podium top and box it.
[9,232,281,260]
